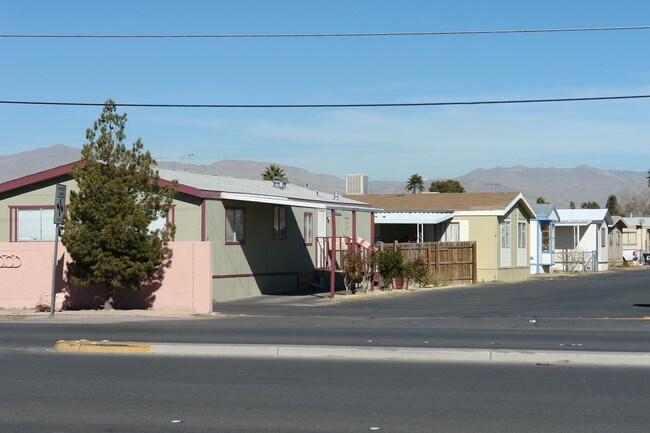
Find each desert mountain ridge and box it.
[1,144,646,208]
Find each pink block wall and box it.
[0,242,212,314]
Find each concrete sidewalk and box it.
[53,340,650,367]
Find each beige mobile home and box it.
[349,192,535,283]
[0,163,376,303]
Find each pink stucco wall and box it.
[0,242,212,314]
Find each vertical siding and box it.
[463,215,498,282]
[171,193,202,241]
[209,200,321,301]
[497,205,531,281]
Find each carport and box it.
[374,211,454,243]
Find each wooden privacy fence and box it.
[380,241,477,284]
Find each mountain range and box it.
[1,144,646,208]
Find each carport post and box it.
[330,209,336,299]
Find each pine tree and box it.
[580,201,600,209]
[606,194,622,216]
[62,100,177,306]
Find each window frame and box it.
[9,205,56,242]
[303,212,313,245]
[541,223,551,252]
[517,221,527,249]
[148,205,176,240]
[622,231,637,246]
[225,207,245,245]
[273,205,288,240]
[501,219,511,249]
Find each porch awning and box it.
[374,211,454,225]
[555,220,591,227]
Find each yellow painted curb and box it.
[53,340,152,353]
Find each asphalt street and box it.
[2,269,650,353]
[2,351,650,433]
[0,268,650,352]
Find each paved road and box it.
[3,269,650,353]
[215,269,650,319]
[2,351,649,433]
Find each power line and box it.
[0,95,649,109]
[1,26,650,39]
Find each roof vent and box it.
[272,177,287,189]
[333,192,340,201]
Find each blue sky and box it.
[1,0,649,181]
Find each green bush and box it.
[377,249,404,285]
[406,255,429,286]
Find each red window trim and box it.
[8,205,56,242]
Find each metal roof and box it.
[157,168,378,211]
[623,217,650,227]
[555,220,591,227]
[374,211,454,225]
[556,209,613,225]
[531,203,560,220]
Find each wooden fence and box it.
[380,241,477,284]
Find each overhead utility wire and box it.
[1,95,649,109]
[1,25,650,38]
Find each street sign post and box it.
[54,184,66,224]
[50,184,67,318]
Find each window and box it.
[17,208,56,241]
[441,222,460,242]
[518,222,527,249]
[273,205,287,240]
[148,215,167,233]
[622,232,637,246]
[541,224,551,252]
[500,219,512,267]
[501,220,511,249]
[303,212,313,245]
[601,228,606,248]
[225,208,245,244]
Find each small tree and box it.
[569,201,576,209]
[536,197,548,204]
[581,201,600,209]
[377,249,405,289]
[405,173,424,193]
[429,179,465,193]
[62,100,177,307]
[262,163,288,181]
[606,194,623,216]
[342,249,366,295]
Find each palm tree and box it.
[261,163,288,181]
[405,173,424,193]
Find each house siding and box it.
[209,200,322,301]
[0,175,75,242]
[172,193,202,242]
[497,206,531,281]
[464,215,499,282]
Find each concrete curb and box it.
[54,340,152,353]
[52,340,650,367]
